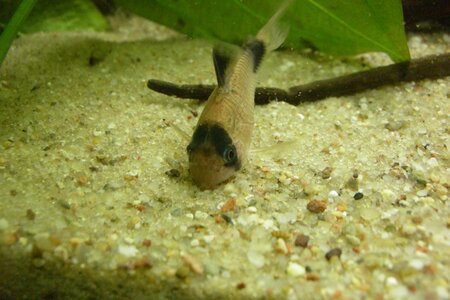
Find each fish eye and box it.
[223,146,236,163]
[186,144,193,154]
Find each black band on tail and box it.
[245,40,266,73]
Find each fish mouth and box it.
[188,154,236,190]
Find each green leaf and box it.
[20,0,109,33]
[0,0,38,67]
[289,0,410,62]
[113,0,410,62]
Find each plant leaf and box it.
[20,0,109,33]
[113,0,410,62]
[0,0,38,67]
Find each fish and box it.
[187,1,291,190]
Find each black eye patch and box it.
[187,123,241,170]
[187,124,209,154]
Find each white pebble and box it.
[247,206,258,213]
[92,129,103,136]
[409,259,424,270]
[427,157,439,167]
[247,250,265,268]
[436,286,449,299]
[328,190,339,199]
[386,276,398,286]
[190,239,200,247]
[203,235,215,243]
[262,219,276,230]
[287,262,306,277]
[118,245,138,257]
[194,210,209,220]
[416,189,429,197]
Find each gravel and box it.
[0,16,449,300]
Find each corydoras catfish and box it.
[187,1,291,190]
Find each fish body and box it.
[187,2,290,190]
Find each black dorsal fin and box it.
[212,43,239,87]
[245,40,265,72]
[212,47,231,87]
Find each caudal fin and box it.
[256,0,291,52]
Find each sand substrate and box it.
[0,21,449,299]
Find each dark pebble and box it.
[236,282,246,290]
[325,248,342,261]
[221,214,233,225]
[354,192,364,200]
[165,169,181,178]
[294,234,310,248]
[26,209,36,220]
[320,166,333,179]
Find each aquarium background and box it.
[0,1,449,299]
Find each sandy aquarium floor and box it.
[0,18,449,300]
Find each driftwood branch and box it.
[147,53,450,105]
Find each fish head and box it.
[187,123,241,190]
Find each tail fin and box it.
[256,0,291,52]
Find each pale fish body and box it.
[187,2,290,190]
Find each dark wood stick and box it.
[147,53,450,105]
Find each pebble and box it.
[247,250,265,268]
[325,248,342,261]
[416,189,428,197]
[328,190,339,199]
[427,157,439,167]
[274,238,289,254]
[287,262,306,277]
[353,192,364,200]
[26,209,36,220]
[194,211,209,220]
[247,206,257,213]
[294,234,310,248]
[203,235,215,243]
[381,189,396,202]
[345,235,361,246]
[320,167,333,179]
[409,259,424,270]
[182,254,204,275]
[165,169,180,178]
[220,198,236,212]
[236,282,246,290]
[118,244,138,257]
[307,200,327,213]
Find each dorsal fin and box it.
[212,48,230,87]
[212,43,239,87]
[245,40,266,72]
